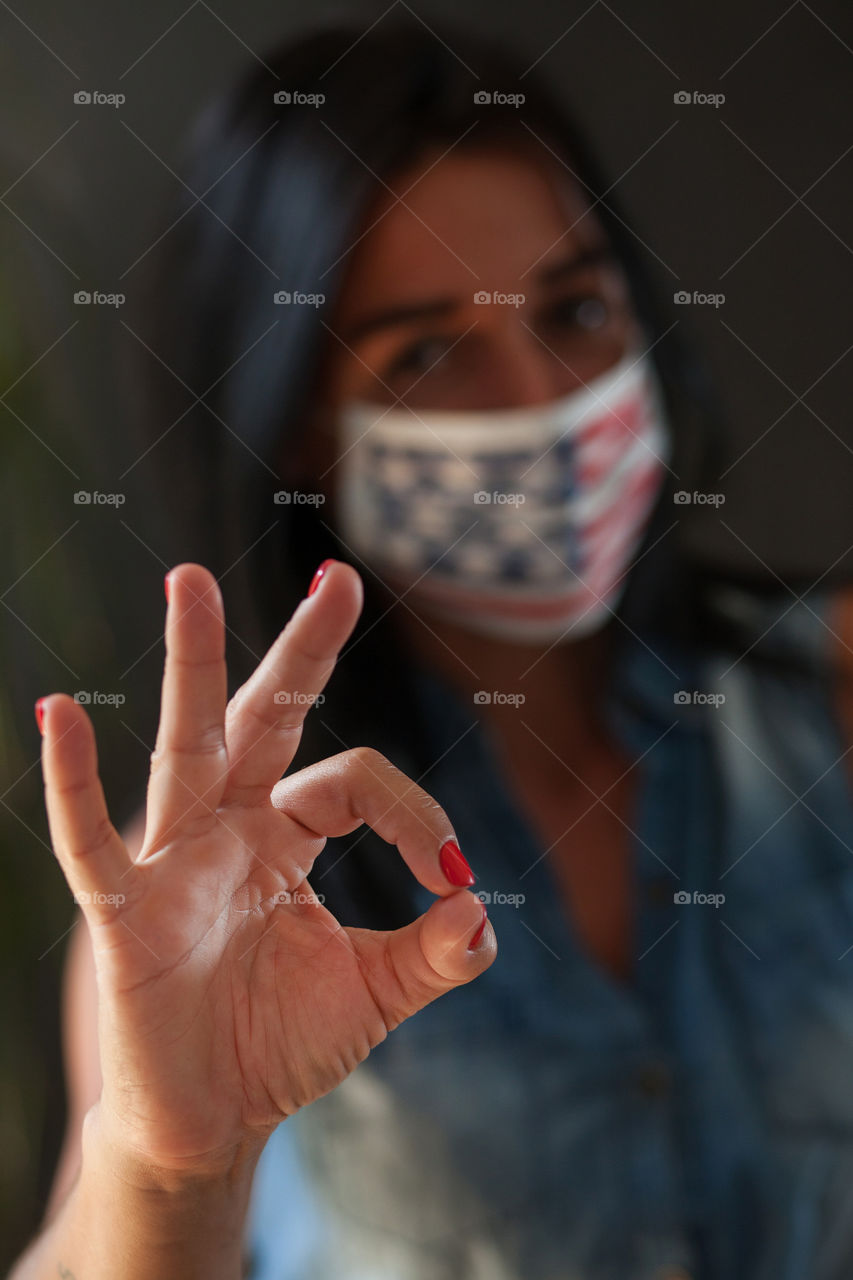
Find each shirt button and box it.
[636,1060,673,1097]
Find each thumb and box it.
[357,890,496,1032]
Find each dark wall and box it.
[3,0,851,579]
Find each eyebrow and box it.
[539,242,613,285]
[342,243,614,344]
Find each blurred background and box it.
[1,0,851,1266]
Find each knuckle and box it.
[65,814,115,863]
[279,622,337,671]
[174,808,219,838]
[403,782,441,816]
[157,721,226,758]
[224,688,246,721]
[168,654,224,672]
[222,780,276,808]
[51,776,92,801]
[346,746,390,776]
[241,700,304,738]
[381,942,442,1026]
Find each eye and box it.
[386,336,455,380]
[548,295,610,331]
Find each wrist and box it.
[51,1103,266,1278]
[83,1099,267,1197]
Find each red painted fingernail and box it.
[467,902,488,951]
[35,698,46,735]
[164,572,171,603]
[439,839,475,887]
[307,559,333,597]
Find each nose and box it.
[479,318,576,409]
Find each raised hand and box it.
[37,561,494,1176]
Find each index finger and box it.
[222,560,363,803]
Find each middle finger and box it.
[222,560,362,805]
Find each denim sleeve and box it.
[244,1117,327,1280]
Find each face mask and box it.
[335,349,670,643]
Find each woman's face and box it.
[292,143,660,646]
[319,142,644,428]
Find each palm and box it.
[40,563,492,1173]
[95,812,387,1163]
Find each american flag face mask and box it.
[336,349,670,643]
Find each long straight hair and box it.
[132,15,725,925]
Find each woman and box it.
[14,17,853,1280]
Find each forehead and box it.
[334,144,605,314]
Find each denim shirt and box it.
[244,587,853,1280]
